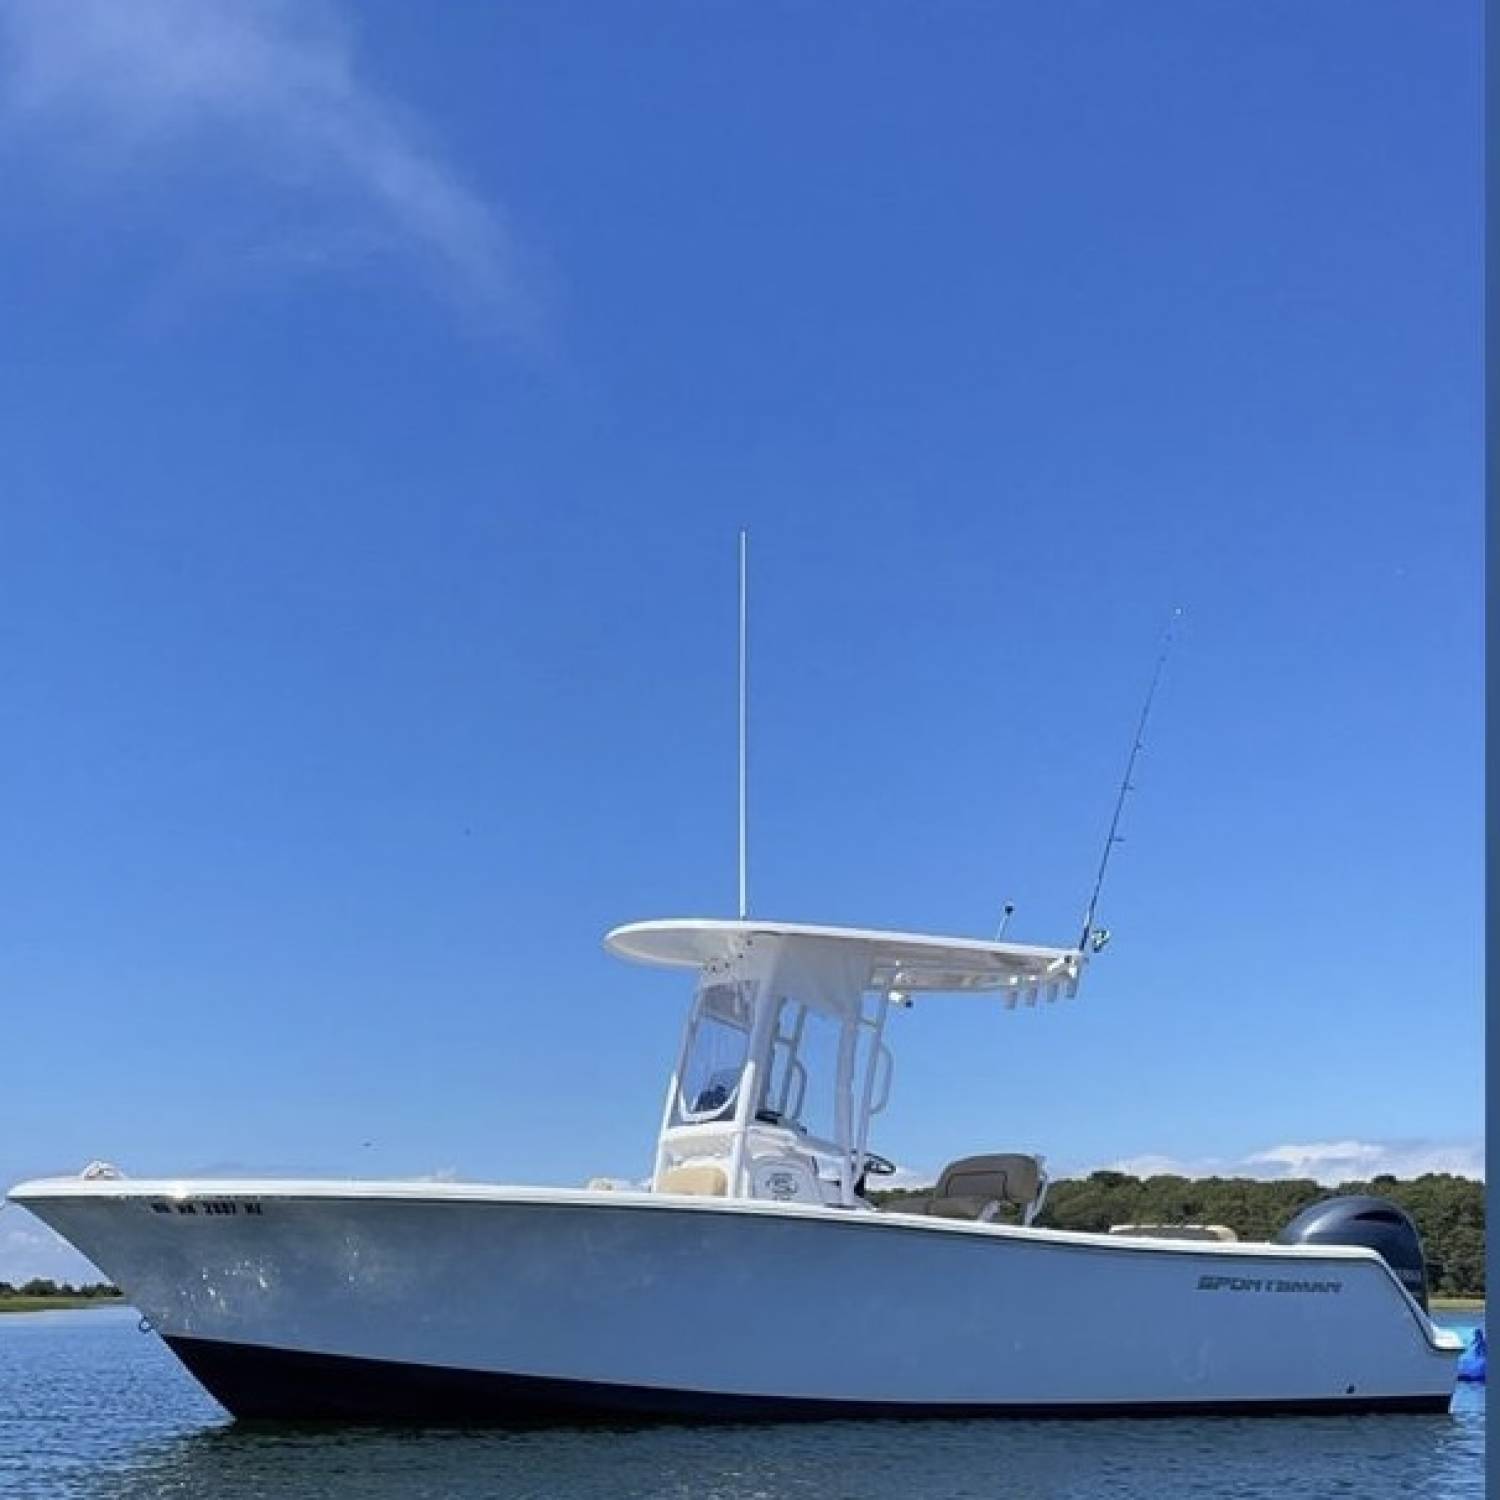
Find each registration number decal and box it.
[148,1200,264,1217]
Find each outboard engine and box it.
[1274,1196,1430,1310]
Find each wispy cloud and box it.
[1105,1137,1485,1187]
[0,1209,103,1284]
[1243,1138,1486,1183]
[0,0,529,326]
[880,1164,936,1191]
[886,1139,1486,1191]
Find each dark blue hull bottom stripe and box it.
[162,1337,1454,1425]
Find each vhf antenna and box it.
[1078,608,1183,953]
[737,529,749,920]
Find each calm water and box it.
[0,1307,1483,1499]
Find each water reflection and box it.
[88,1396,1489,1500]
[1,1309,1484,1500]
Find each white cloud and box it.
[1106,1153,1200,1179]
[880,1165,936,1191]
[0,0,529,325]
[1245,1139,1486,1184]
[1100,1138,1484,1187]
[0,1209,104,1285]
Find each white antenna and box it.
[737,529,749,919]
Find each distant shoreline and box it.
[0,1294,124,1314]
[1430,1297,1485,1312]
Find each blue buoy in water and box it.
[1456,1327,1486,1383]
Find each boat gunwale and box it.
[0,1175,1446,1260]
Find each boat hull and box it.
[160,1335,1451,1423]
[10,1180,1459,1424]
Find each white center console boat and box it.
[8,915,1461,1422]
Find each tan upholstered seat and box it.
[918,1153,1047,1224]
[658,1165,728,1197]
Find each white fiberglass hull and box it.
[10,1179,1458,1422]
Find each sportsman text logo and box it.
[1197,1274,1343,1295]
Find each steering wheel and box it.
[860,1151,897,1177]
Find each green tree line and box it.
[0,1278,119,1299]
[875,1171,1484,1297]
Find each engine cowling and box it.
[1273,1195,1430,1310]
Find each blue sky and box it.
[0,1,1481,1278]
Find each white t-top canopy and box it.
[604,918,1084,1000]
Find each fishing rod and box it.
[1077,608,1184,954]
